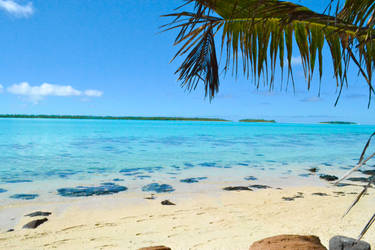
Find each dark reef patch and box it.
[10,194,39,200]
[244,176,257,181]
[113,178,124,182]
[142,183,175,193]
[299,174,311,178]
[3,179,32,184]
[180,177,207,183]
[57,183,128,197]
[0,188,7,193]
[319,174,338,181]
[198,162,217,167]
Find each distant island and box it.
[320,121,357,125]
[239,119,276,123]
[0,114,229,122]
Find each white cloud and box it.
[0,84,3,93]
[7,82,102,103]
[0,0,34,17]
[84,89,103,97]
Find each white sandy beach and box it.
[0,185,374,250]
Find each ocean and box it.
[0,118,374,203]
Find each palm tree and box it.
[164,0,375,240]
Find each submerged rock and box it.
[250,235,327,250]
[25,211,52,217]
[308,167,319,173]
[319,174,338,181]
[223,186,252,191]
[10,194,39,200]
[347,177,373,183]
[198,162,217,167]
[360,170,375,176]
[0,188,7,193]
[329,235,370,250]
[23,218,48,229]
[57,183,128,197]
[142,183,175,193]
[112,178,124,182]
[180,177,207,183]
[161,200,175,206]
[244,176,257,181]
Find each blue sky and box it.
[0,0,374,123]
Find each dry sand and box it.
[0,185,374,250]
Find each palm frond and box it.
[164,0,375,104]
[358,213,375,241]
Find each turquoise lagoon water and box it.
[0,118,374,202]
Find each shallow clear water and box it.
[0,119,374,202]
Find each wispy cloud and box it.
[7,82,103,103]
[84,89,103,97]
[300,96,322,103]
[0,84,3,93]
[0,0,34,17]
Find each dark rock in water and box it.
[319,174,338,181]
[244,176,257,181]
[183,163,194,167]
[198,162,217,167]
[322,162,333,166]
[256,154,264,157]
[161,200,175,206]
[299,174,311,178]
[23,218,48,229]
[312,192,329,196]
[57,183,128,197]
[347,177,373,183]
[142,183,175,193]
[113,178,124,182]
[25,211,52,217]
[250,235,327,250]
[329,235,370,250]
[336,183,352,187]
[137,175,151,179]
[223,186,252,191]
[10,194,39,200]
[360,170,375,176]
[238,163,249,166]
[308,167,319,173]
[6,229,14,232]
[0,188,7,193]
[249,184,271,189]
[138,246,171,250]
[180,177,207,183]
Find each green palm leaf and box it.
[164,0,375,105]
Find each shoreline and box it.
[1,185,374,249]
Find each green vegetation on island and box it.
[239,119,276,123]
[320,121,357,125]
[0,114,229,122]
